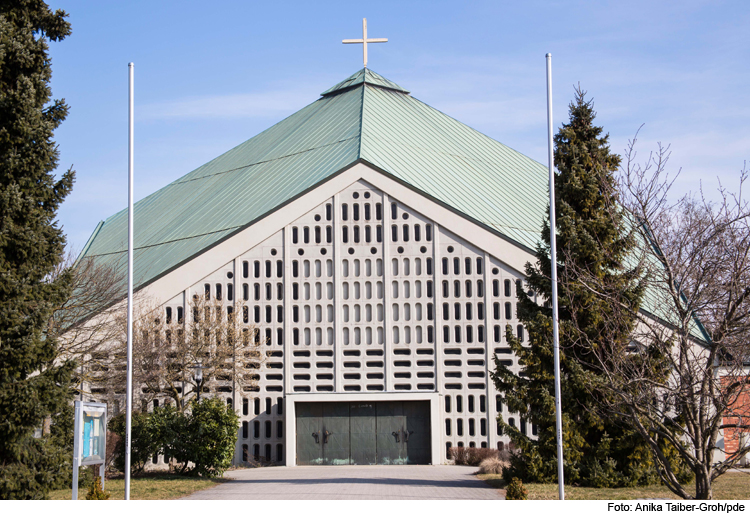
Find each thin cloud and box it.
[138,89,316,121]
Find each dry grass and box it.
[47,472,227,500]
[477,471,750,500]
[477,457,509,475]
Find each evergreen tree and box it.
[0,1,75,499]
[491,88,658,486]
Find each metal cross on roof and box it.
[342,18,387,68]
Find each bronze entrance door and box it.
[295,401,431,465]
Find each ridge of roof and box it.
[321,68,409,97]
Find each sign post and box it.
[72,401,108,500]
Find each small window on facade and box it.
[254,261,260,278]
[303,227,310,244]
[353,203,360,221]
[476,257,483,275]
[468,395,475,413]
[445,395,451,413]
[426,258,433,275]
[342,203,348,221]
[445,418,451,436]
[177,306,183,324]
[403,224,409,242]
[204,283,210,299]
[277,397,283,415]
[265,260,272,278]
[376,202,382,220]
[454,257,460,275]
[456,418,464,436]
[253,421,260,438]
[326,226,332,243]
[505,302,512,320]
[292,227,298,244]
[391,202,397,220]
[504,279,512,297]
[342,226,348,244]
[425,224,432,241]
[392,225,398,242]
[326,203,332,221]
[364,203,371,220]
[517,325,524,341]
[465,257,471,275]
[493,279,499,297]
[456,395,463,413]
[414,224,421,241]
[226,284,233,301]
[354,225,360,243]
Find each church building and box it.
[79,66,549,466]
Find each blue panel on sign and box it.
[83,417,91,458]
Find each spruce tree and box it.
[0,1,75,499]
[491,88,656,486]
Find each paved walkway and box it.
[183,465,503,500]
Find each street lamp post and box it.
[193,361,203,402]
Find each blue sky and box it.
[46,0,750,252]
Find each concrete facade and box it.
[118,162,538,466]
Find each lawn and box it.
[477,471,750,500]
[48,472,227,500]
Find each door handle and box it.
[392,430,400,442]
[312,431,320,444]
[323,430,331,444]
[404,430,414,442]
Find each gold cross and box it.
[342,18,388,68]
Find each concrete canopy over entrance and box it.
[286,393,440,466]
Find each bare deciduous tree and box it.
[52,253,263,412]
[108,294,263,413]
[571,133,750,499]
[48,253,128,395]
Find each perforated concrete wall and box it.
[139,179,537,465]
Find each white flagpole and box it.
[125,62,134,501]
[546,53,565,501]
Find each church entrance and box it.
[295,401,431,465]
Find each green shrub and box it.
[85,476,110,500]
[182,398,239,477]
[109,399,238,477]
[109,412,162,475]
[505,477,528,500]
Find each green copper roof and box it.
[79,67,704,341]
[81,68,550,290]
